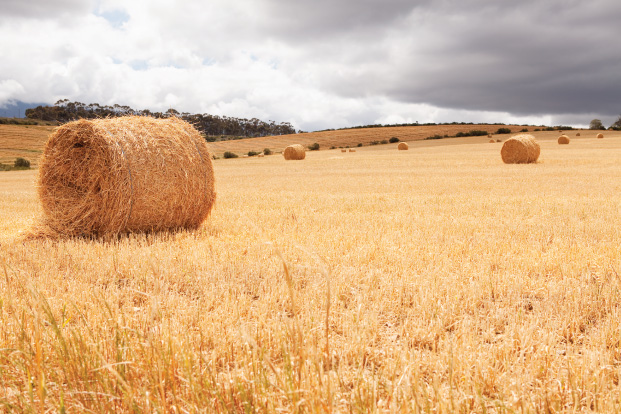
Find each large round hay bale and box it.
[283,144,306,160]
[597,133,604,139]
[500,134,540,164]
[558,135,570,144]
[397,142,409,150]
[37,116,216,237]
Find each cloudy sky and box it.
[1,0,620,131]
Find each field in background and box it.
[2,133,621,411]
[0,122,547,162]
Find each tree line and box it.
[25,100,297,138]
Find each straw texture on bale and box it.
[398,142,409,150]
[283,144,306,160]
[558,135,570,144]
[597,133,604,139]
[500,134,540,164]
[36,116,216,237]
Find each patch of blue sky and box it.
[95,8,129,28]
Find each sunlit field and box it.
[2,133,621,412]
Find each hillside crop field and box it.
[2,132,621,412]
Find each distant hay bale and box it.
[496,139,502,142]
[597,133,604,139]
[558,135,570,144]
[489,139,495,143]
[283,144,306,160]
[349,148,356,152]
[397,142,409,150]
[500,134,540,164]
[341,149,347,153]
[576,132,581,136]
[487,134,492,138]
[36,116,216,237]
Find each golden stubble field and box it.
[1,133,621,412]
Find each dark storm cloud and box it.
[262,0,621,120]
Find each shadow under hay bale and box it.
[283,144,306,160]
[558,135,570,144]
[398,142,409,150]
[501,134,540,164]
[34,116,216,238]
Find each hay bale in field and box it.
[398,142,409,150]
[487,134,492,138]
[558,135,570,144]
[283,144,306,160]
[349,148,356,152]
[500,134,540,164]
[496,139,502,142]
[489,139,495,143]
[597,133,604,139]
[341,148,347,153]
[35,116,216,237]
[576,132,581,136]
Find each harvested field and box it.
[2,132,621,411]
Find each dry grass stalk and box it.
[397,142,409,150]
[598,133,604,139]
[558,135,570,145]
[501,134,540,164]
[35,116,216,237]
[283,144,306,160]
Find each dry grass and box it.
[0,124,56,167]
[2,132,621,412]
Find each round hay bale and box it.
[397,142,409,150]
[283,144,306,160]
[349,148,356,152]
[341,149,347,153]
[496,139,502,143]
[558,135,570,144]
[489,139,495,143]
[597,133,604,139]
[37,116,216,237]
[576,132,581,136]
[500,134,540,164]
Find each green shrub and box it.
[247,151,260,157]
[370,141,380,145]
[520,128,528,132]
[425,135,443,140]
[308,142,320,151]
[380,140,388,144]
[389,137,399,143]
[357,143,363,147]
[14,157,30,168]
[496,127,512,134]
[223,151,238,159]
[263,148,272,155]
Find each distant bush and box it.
[14,157,30,169]
[543,127,556,131]
[520,128,528,132]
[357,143,363,147]
[247,151,260,157]
[456,130,488,137]
[370,141,380,145]
[263,148,272,155]
[389,137,399,143]
[308,142,320,151]
[380,140,388,144]
[496,128,512,134]
[425,135,443,140]
[534,128,541,131]
[223,151,238,159]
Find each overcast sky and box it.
[1,0,619,131]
